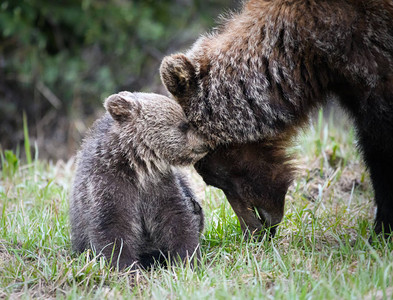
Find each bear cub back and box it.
[69,91,207,269]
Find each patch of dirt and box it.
[0,240,13,266]
[292,158,370,204]
[364,287,393,300]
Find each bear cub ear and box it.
[160,53,196,100]
[104,92,139,122]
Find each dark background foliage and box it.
[0,0,238,160]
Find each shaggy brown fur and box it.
[195,138,294,238]
[69,92,206,269]
[160,0,393,237]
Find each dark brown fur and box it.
[69,92,206,269]
[160,0,393,238]
[195,138,294,238]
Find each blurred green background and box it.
[0,0,238,160]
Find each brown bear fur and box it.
[69,92,206,269]
[194,138,295,238]
[160,0,393,238]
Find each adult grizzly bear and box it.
[160,0,393,238]
[70,92,206,269]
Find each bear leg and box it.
[89,233,138,269]
[159,209,202,266]
[353,93,393,239]
[360,144,393,238]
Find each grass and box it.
[1,109,393,299]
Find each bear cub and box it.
[69,91,207,269]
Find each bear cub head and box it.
[104,91,208,166]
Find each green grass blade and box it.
[23,112,32,165]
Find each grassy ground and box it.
[1,110,392,299]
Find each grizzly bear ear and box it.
[104,93,139,122]
[160,54,196,107]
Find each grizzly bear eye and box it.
[179,122,190,133]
